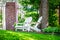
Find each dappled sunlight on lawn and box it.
[0,30,60,40]
[5,31,37,40]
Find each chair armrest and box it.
[16,23,24,26]
[31,22,41,26]
[17,23,23,24]
[31,22,36,24]
[31,22,41,24]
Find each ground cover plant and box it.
[0,30,60,40]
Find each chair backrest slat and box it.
[34,16,42,27]
[24,17,32,26]
[24,17,32,23]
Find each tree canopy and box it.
[18,0,60,27]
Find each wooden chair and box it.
[30,16,42,32]
[15,17,32,32]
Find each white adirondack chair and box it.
[15,17,32,32]
[31,16,42,32]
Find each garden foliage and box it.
[18,0,60,27]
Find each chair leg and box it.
[27,28,30,32]
[22,29,24,31]
[15,28,17,31]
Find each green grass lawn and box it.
[0,30,60,40]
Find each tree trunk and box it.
[39,0,49,29]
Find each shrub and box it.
[42,26,60,33]
[25,11,39,22]
[18,15,25,23]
